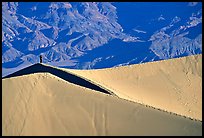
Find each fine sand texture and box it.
[64,54,202,121]
[2,73,202,136]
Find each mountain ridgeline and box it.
[2,2,202,77]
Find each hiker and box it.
[40,55,42,63]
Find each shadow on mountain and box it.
[69,39,157,69]
[3,63,112,95]
[3,59,24,68]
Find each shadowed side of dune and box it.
[3,63,111,95]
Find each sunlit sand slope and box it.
[65,54,202,121]
[2,73,202,136]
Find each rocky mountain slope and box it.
[2,2,202,76]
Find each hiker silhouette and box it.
[40,55,42,63]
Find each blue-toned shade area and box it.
[2,2,202,77]
[69,39,156,69]
[114,2,201,32]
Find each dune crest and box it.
[2,73,202,136]
[64,54,202,121]
[3,63,114,95]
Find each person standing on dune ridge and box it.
[40,55,42,63]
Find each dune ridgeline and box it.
[2,54,202,136]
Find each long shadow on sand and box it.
[3,63,111,95]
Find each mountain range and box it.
[2,2,202,77]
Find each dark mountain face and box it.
[2,2,202,77]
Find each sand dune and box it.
[64,54,202,121]
[2,73,202,136]
[3,63,112,95]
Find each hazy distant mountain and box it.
[2,2,202,76]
